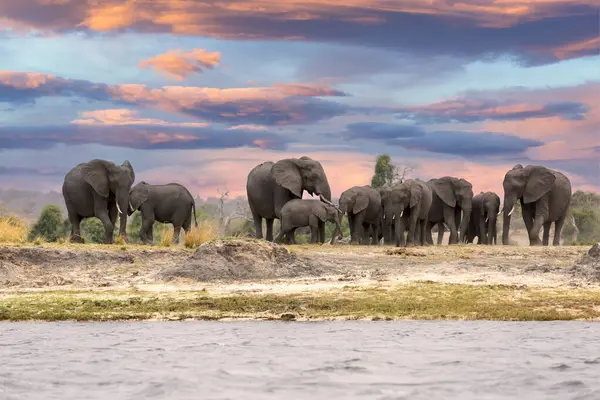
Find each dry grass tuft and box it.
[184,221,217,248]
[0,215,29,243]
[159,229,173,247]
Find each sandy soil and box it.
[1,235,598,297]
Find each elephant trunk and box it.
[502,196,517,245]
[458,204,471,244]
[384,209,394,244]
[330,214,343,245]
[319,184,332,202]
[116,190,129,238]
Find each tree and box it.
[370,154,413,188]
[28,204,68,242]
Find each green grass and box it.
[2,282,600,322]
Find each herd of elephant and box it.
[246,157,573,247]
[59,156,572,247]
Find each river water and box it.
[1,321,599,399]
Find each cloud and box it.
[340,122,544,156]
[71,109,210,127]
[0,166,64,176]
[0,71,349,125]
[1,0,597,65]
[390,130,544,156]
[138,48,222,81]
[342,122,425,140]
[395,99,589,124]
[0,124,293,151]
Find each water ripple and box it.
[1,321,600,399]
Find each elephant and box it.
[501,164,571,246]
[128,181,198,244]
[464,191,500,245]
[274,196,343,245]
[338,185,382,245]
[246,156,332,242]
[62,159,135,244]
[426,177,473,245]
[381,179,432,247]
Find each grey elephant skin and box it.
[339,185,382,245]
[501,164,571,246]
[246,157,332,242]
[377,186,397,245]
[274,197,343,245]
[426,177,473,245]
[382,179,432,246]
[128,181,198,244]
[465,191,500,245]
[62,159,135,244]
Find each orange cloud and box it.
[138,48,222,81]
[551,37,600,60]
[71,109,210,127]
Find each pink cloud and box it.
[138,48,222,81]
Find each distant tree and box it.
[28,204,67,242]
[371,154,413,188]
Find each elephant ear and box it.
[271,159,303,198]
[130,183,149,210]
[409,182,422,208]
[524,167,556,204]
[353,193,369,214]
[82,159,110,198]
[430,179,456,208]
[313,204,327,222]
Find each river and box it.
[1,321,599,399]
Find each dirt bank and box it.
[0,239,597,294]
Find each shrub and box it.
[81,218,106,244]
[0,214,29,243]
[184,221,217,248]
[28,205,67,242]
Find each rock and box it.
[588,243,600,258]
[280,313,296,321]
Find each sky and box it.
[0,0,599,200]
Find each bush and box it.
[0,214,29,243]
[81,218,106,244]
[28,205,68,242]
[184,221,217,248]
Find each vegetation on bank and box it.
[2,282,600,322]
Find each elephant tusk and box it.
[497,207,503,216]
[116,202,123,215]
[129,201,134,212]
[508,205,515,217]
[399,210,403,218]
[485,217,489,223]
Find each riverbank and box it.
[1,239,599,321]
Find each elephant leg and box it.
[425,222,434,245]
[67,212,83,243]
[141,215,155,245]
[443,206,458,245]
[436,222,445,245]
[406,210,419,246]
[173,226,182,244]
[361,223,370,245]
[542,222,551,246]
[289,227,298,244]
[265,218,274,242]
[274,227,287,243]
[352,213,366,245]
[520,202,536,245]
[553,215,566,246]
[371,222,380,245]
[319,222,326,244]
[92,197,114,244]
[252,211,263,239]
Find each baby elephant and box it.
[275,196,343,245]
[128,181,198,244]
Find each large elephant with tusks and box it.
[246,156,332,241]
[501,164,571,246]
[62,159,135,244]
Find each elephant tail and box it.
[192,201,198,228]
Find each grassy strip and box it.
[2,282,600,322]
